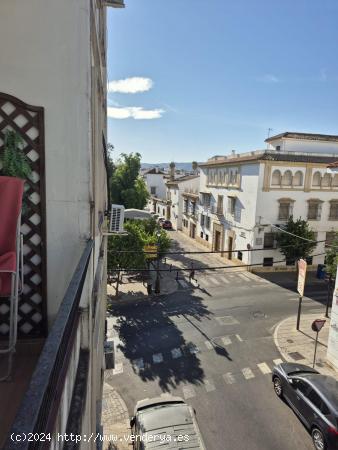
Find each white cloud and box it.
[257,74,280,83]
[108,77,153,94]
[107,106,165,120]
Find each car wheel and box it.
[311,427,326,450]
[273,376,283,398]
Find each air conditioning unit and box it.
[110,205,125,233]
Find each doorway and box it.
[228,236,233,260]
[215,230,221,252]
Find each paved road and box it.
[107,232,328,450]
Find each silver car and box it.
[130,395,206,449]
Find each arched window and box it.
[322,173,331,187]
[333,174,338,187]
[282,170,292,186]
[312,171,321,187]
[271,169,281,186]
[293,171,303,186]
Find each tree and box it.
[107,218,171,295]
[325,233,338,279]
[110,152,149,209]
[276,217,317,264]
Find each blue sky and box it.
[107,0,338,163]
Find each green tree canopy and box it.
[276,217,317,263]
[107,218,171,273]
[325,233,338,278]
[110,152,149,209]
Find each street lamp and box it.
[155,231,161,294]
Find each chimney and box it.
[169,162,175,180]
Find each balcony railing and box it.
[210,206,224,216]
[6,239,95,450]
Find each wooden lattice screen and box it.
[0,93,47,338]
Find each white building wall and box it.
[269,138,338,154]
[0,0,93,324]
[144,173,167,199]
[327,268,338,371]
[255,165,338,267]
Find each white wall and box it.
[0,0,92,323]
[269,138,338,154]
[144,173,167,199]
[327,268,338,371]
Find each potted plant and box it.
[0,129,31,179]
[0,129,32,213]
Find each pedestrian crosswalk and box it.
[189,271,271,289]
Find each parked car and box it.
[157,216,165,224]
[161,220,172,230]
[130,395,206,449]
[272,362,338,450]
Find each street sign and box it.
[144,244,157,260]
[311,319,326,333]
[311,319,326,368]
[297,259,307,297]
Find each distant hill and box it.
[141,162,195,171]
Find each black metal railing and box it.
[6,240,94,450]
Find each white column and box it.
[327,266,338,371]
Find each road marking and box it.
[178,279,189,288]
[228,274,235,279]
[238,273,249,282]
[221,336,232,346]
[242,367,255,379]
[223,372,236,384]
[209,276,221,285]
[219,276,230,284]
[273,358,283,366]
[182,385,196,399]
[171,348,182,359]
[204,379,216,392]
[112,363,123,375]
[235,334,243,342]
[216,315,240,325]
[205,340,213,350]
[152,353,163,364]
[257,362,271,374]
[132,358,144,370]
[242,272,257,281]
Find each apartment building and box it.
[167,175,200,231]
[197,132,338,266]
[0,1,123,448]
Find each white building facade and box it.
[197,133,338,266]
[167,175,200,231]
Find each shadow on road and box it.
[108,290,213,392]
[254,270,329,305]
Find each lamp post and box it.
[155,231,161,294]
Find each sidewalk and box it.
[107,260,180,305]
[274,313,338,379]
[101,382,131,450]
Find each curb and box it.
[273,316,294,363]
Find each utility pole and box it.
[325,274,332,318]
[154,231,161,294]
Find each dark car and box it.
[272,362,338,450]
[161,220,172,229]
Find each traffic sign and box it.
[144,244,158,259]
[297,259,307,297]
[311,319,326,333]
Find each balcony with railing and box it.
[210,205,224,216]
[1,238,105,449]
